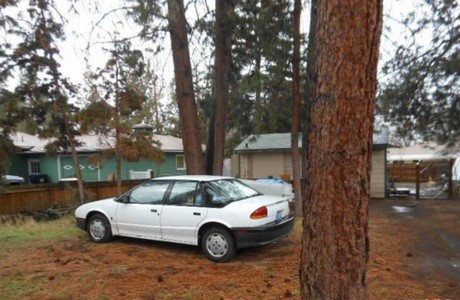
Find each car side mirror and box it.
[117,195,130,204]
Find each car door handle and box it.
[151,209,157,213]
[193,212,201,216]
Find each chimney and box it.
[132,123,154,136]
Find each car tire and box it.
[87,213,113,243]
[201,226,236,263]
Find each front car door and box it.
[160,180,208,245]
[115,180,171,240]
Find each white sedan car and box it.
[75,175,295,262]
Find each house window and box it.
[28,159,41,174]
[176,155,186,170]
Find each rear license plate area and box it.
[275,210,283,222]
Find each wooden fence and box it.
[388,160,451,182]
[0,180,144,215]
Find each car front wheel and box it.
[87,213,113,243]
[201,226,236,263]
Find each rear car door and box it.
[160,181,208,245]
[115,180,171,240]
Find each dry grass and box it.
[1,200,459,299]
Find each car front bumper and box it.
[232,215,295,249]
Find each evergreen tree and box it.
[0,0,86,201]
[0,1,28,179]
[126,0,206,174]
[125,1,303,167]
[379,0,459,147]
[232,0,295,134]
[166,0,205,174]
[131,61,166,134]
[209,0,234,175]
[81,40,164,194]
[161,80,182,137]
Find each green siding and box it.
[59,155,100,182]
[7,153,59,182]
[39,155,60,182]
[8,152,187,183]
[157,153,187,177]
[94,153,186,180]
[7,154,28,179]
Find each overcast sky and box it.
[4,0,422,102]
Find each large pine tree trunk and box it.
[167,0,205,174]
[291,0,302,216]
[212,0,233,175]
[300,1,383,299]
[302,0,318,200]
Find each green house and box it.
[7,127,190,184]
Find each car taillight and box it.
[250,206,268,219]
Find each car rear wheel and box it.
[87,213,112,243]
[201,226,236,263]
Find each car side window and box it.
[129,181,170,204]
[203,185,225,207]
[194,188,206,207]
[166,181,199,206]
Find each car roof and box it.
[153,175,234,182]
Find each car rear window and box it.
[202,179,260,206]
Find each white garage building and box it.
[232,128,390,199]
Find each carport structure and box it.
[387,142,459,199]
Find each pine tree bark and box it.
[115,127,122,195]
[291,0,302,216]
[114,62,123,195]
[63,111,86,204]
[167,0,205,174]
[212,0,234,175]
[153,79,163,134]
[302,0,318,200]
[205,111,215,175]
[300,1,383,299]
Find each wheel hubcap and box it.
[89,219,105,240]
[206,233,228,258]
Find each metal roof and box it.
[388,142,459,161]
[235,128,389,153]
[234,133,302,152]
[10,131,187,154]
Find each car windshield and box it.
[202,179,260,206]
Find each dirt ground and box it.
[368,199,460,299]
[1,199,459,299]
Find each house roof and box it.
[234,133,302,152]
[10,131,186,154]
[234,128,390,153]
[388,142,459,161]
